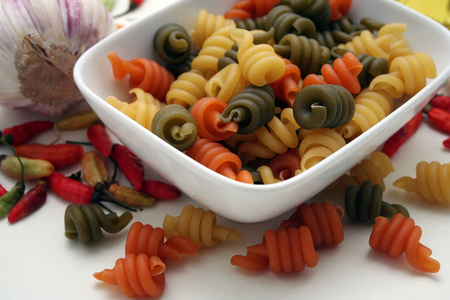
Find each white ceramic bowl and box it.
[74,0,450,223]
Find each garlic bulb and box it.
[0,0,116,117]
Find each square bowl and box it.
[74,0,450,223]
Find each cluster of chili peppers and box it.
[382,94,450,157]
[0,108,181,224]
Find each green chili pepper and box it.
[0,181,25,218]
[0,155,54,180]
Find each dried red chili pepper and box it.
[443,137,450,149]
[46,171,141,211]
[0,184,7,197]
[431,95,450,112]
[424,106,450,134]
[111,145,144,191]
[108,183,155,207]
[8,180,47,223]
[87,124,113,158]
[141,179,182,200]
[55,109,100,131]
[81,151,109,187]
[381,111,423,158]
[15,143,84,169]
[1,120,54,146]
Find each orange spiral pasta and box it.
[231,226,319,273]
[302,52,363,94]
[369,52,437,98]
[328,0,353,21]
[163,204,242,248]
[279,202,345,247]
[369,213,440,273]
[125,222,199,261]
[93,253,166,298]
[165,69,207,108]
[224,0,280,20]
[269,58,301,107]
[205,63,249,103]
[191,9,236,49]
[186,138,254,183]
[107,88,164,131]
[338,88,393,139]
[231,28,286,86]
[298,128,347,171]
[107,52,174,101]
[265,149,302,180]
[393,161,450,204]
[190,97,238,141]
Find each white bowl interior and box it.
[74,0,450,223]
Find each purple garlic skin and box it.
[0,0,117,117]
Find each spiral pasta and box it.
[293,84,355,130]
[185,138,254,183]
[190,97,238,141]
[269,58,301,107]
[369,52,437,98]
[328,0,352,22]
[224,0,279,20]
[153,23,192,64]
[356,54,389,89]
[107,52,174,101]
[165,69,207,108]
[264,4,317,42]
[279,202,345,246]
[163,204,242,247]
[220,84,276,135]
[302,52,363,94]
[151,104,198,151]
[273,34,330,77]
[107,88,165,131]
[298,128,347,171]
[345,181,410,223]
[93,253,166,298]
[191,9,236,48]
[230,226,319,273]
[393,161,450,204]
[369,213,440,273]
[125,221,199,261]
[339,88,393,139]
[205,63,248,103]
[230,28,286,86]
[281,0,332,30]
[64,204,133,245]
[257,147,302,184]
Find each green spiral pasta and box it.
[151,104,198,151]
[233,17,266,31]
[153,23,192,64]
[357,54,389,89]
[293,84,355,130]
[166,52,197,78]
[280,0,331,30]
[273,34,330,77]
[345,180,410,223]
[217,44,239,71]
[264,5,317,42]
[220,84,276,135]
[64,204,133,244]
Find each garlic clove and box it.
[0,0,117,117]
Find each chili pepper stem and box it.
[93,182,143,212]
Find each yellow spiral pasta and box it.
[298,128,347,171]
[394,161,450,204]
[163,204,242,247]
[204,63,249,103]
[165,69,207,108]
[191,26,236,79]
[338,23,407,61]
[339,88,394,139]
[257,165,302,184]
[369,52,437,98]
[190,9,236,49]
[339,151,394,190]
[107,88,164,131]
[230,28,285,86]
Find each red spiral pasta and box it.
[279,202,345,247]
[369,213,440,273]
[266,149,302,180]
[93,253,166,298]
[125,222,199,261]
[231,226,319,273]
[224,0,280,20]
[190,97,239,141]
[269,58,301,107]
[186,138,254,183]
[302,52,363,94]
[328,0,353,21]
[107,52,175,101]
